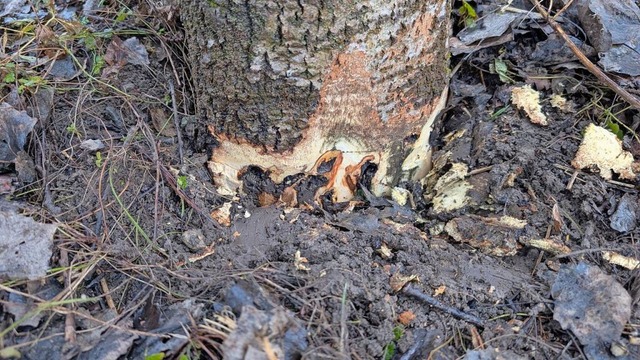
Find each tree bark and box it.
[180,0,451,202]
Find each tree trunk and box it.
[180,0,451,202]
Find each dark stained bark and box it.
[180,0,451,201]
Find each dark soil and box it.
[2,1,640,360]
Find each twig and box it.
[169,79,184,164]
[402,285,486,328]
[139,121,162,244]
[60,248,76,343]
[468,166,493,176]
[566,169,579,190]
[100,278,117,311]
[530,0,640,110]
[531,223,553,275]
[553,247,618,259]
[339,282,349,358]
[469,325,485,350]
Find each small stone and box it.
[610,341,628,357]
[80,139,105,151]
[181,229,206,252]
[610,194,637,233]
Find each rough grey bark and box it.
[181,0,451,201]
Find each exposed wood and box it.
[181,0,451,201]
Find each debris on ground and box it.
[0,102,37,167]
[1,0,640,358]
[444,215,529,256]
[464,346,527,360]
[552,263,632,359]
[571,123,636,180]
[603,251,640,271]
[511,85,548,126]
[222,305,307,360]
[609,193,638,233]
[0,201,57,280]
[576,0,640,76]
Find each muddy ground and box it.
[1,1,640,359]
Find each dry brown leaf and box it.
[445,215,525,256]
[104,36,128,67]
[551,202,564,233]
[258,192,278,207]
[469,325,485,350]
[390,272,419,292]
[397,311,416,326]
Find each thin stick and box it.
[339,282,349,358]
[402,285,486,328]
[60,248,76,343]
[566,170,579,190]
[169,79,184,164]
[100,278,117,311]
[530,0,640,110]
[468,166,493,176]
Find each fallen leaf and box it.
[0,203,57,280]
[0,102,37,165]
[551,202,564,233]
[4,292,43,328]
[610,193,637,233]
[121,37,149,66]
[104,36,128,67]
[390,272,419,292]
[80,139,105,151]
[397,310,415,326]
[445,215,526,256]
[258,192,277,207]
[280,186,298,208]
[552,263,631,353]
